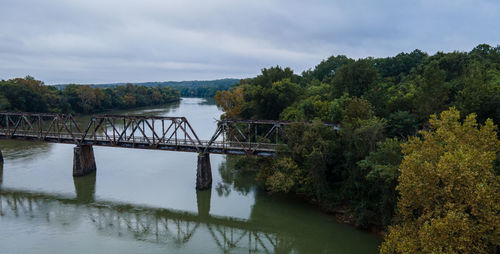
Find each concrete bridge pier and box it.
[196,153,212,190]
[73,145,96,177]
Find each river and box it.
[0,97,381,254]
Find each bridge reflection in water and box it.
[0,170,379,253]
[0,187,282,253]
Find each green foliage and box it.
[302,55,353,83]
[266,122,340,200]
[0,78,180,114]
[374,49,428,79]
[264,157,306,193]
[217,66,303,120]
[332,58,379,98]
[358,138,403,227]
[54,78,238,98]
[214,43,500,233]
[386,111,419,138]
[413,60,450,121]
[0,77,53,112]
[455,62,500,123]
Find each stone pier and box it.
[73,145,96,177]
[196,153,212,190]
[0,149,3,163]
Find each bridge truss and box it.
[0,112,336,156]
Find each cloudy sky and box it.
[0,0,499,84]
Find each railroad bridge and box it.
[0,112,335,189]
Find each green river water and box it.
[0,98,381,254]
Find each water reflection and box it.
[0,188,284,253]
[196,190,211,217]
[0,163,3,185]
[0,140,52,162]
[0,186,379,253]
[89,100,181,119]
[73,172,96,203]
[216,159,255,197]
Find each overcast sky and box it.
[0,0,499,84]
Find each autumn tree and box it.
[123,94,136,107]
[214,87,244,118]
[76,85,98,113]
[381,108,500,253]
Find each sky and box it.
[0,0,499,84]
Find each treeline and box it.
[0,78,180,114]
[176,82,236,97]
[215,44,500,253]
[55,78,239,98]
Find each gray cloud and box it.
[0,0,499,84]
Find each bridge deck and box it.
[0,131,277,156]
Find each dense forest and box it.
[215,44,500,253]
[0,78,180,114]
[55,78,238,98]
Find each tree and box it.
[265,121,340,200]
[414,60,449,121]
[454,62,500,124]
[339,97,387,227]
[358,138,403,227]
[381,108,500,253]
[76,85,98,113]
[332,58,379,98]
[386,111,419,138]
[214,87,244,118]
[374,49,428,79]
[302,55,353,83]
[123,94,136,107]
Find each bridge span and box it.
[0,112,335,189]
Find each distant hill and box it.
[53,78,240,98]
[53,78,239,89]
[54,78,240,97]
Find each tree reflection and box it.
[0,140,52,162]
[0,186,379,253]
[216,158,256,197]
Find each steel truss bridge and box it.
[0,112,334,157]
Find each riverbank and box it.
[226,155,387,235]
[0,77,180,114]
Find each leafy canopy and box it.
[381,108,500,254]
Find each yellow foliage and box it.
[214,87,244,118]
[381,108,500,254]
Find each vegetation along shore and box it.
[215,44,500,253]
